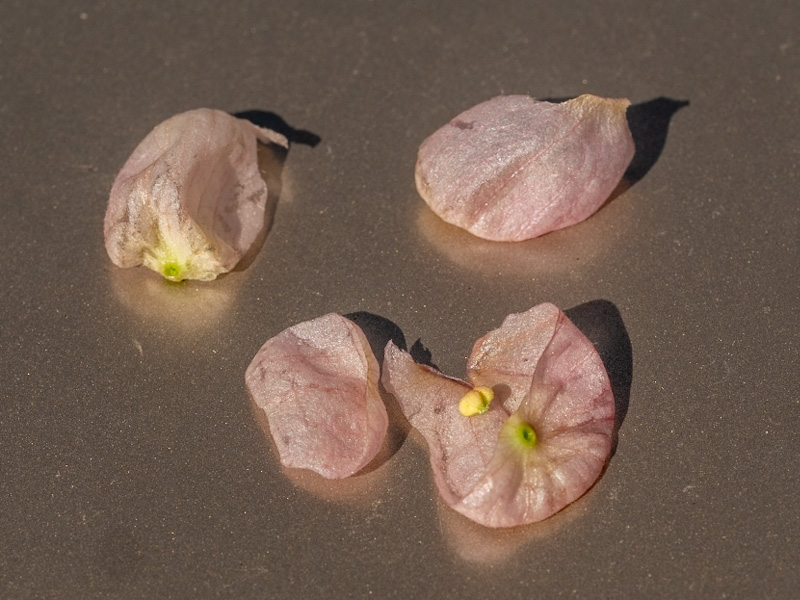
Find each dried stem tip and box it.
[458,386,495,416]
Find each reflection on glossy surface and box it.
[4,1,797,597]
[438,478,594,564]
[416,180,634,277]
[247,383,402,505]
[278,449,394,505]
[108,263,243,336]
[107,139,284,340]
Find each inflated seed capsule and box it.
[104,109,288,281]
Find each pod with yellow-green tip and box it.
[104,108,288,281]
[381,303,615,528]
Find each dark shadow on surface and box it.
[344,311,407,366]
[409,339,439,371]
[540,96,574,104]
[565,300,632,453]
[233,139,288,272]
[235,110,321,148]
[543,95,688,186]
[344,312,414,466]
[624,97,689,183]
[344,312,441,375]
[232,110,321,271]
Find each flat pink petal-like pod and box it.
[245,314,388,479]
[381,303,614,527]
[104,109,288,281]
[467,303,565,413]
[415,95,635,242]
[382,343,508,506]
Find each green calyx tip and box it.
[517,422,538,447]
[162,261,183,281]
[502,414,539,451]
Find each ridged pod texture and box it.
[415,95,635,242]
[245,314,388,480]
[104,109,288,281]
[381,303,615,528]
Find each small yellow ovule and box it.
[458,386,495,416]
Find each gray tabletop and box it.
[2,1,798,598]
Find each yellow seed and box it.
[458,386,495,416]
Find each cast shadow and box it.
[544,95,688,187]
[343,312,440,371]
[235,110,322,148]
[564,300,632,453]
[233,110,322,271]
[343,313,445,465]
[343,312,417,468]
[409,339,439,371]
[624,97,689,183]
[344,311,407,362]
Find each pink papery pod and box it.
[415,95,635,242]
[245,313,388,480]
[381,303,615,528]
[104,109,288,281]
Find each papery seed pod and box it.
[415,95,635,242]
[245,313,388,479]
[104,109,288,281]
[381,303,615,528]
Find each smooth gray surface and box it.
[1,1,798,598]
